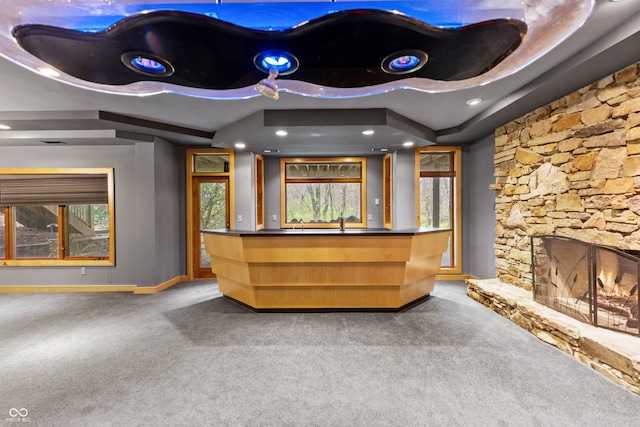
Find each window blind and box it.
[0,174,108,205]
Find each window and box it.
[281,158,366,228]
[416,147,461,273]
[193,153,230,173]
[0,168,115,266]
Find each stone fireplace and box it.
[467,60,640,395]
[491,61,640,291]
[531,235,639,337]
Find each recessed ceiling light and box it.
[37,67,60,77]
[362,130,374,135]
[382,50,428,75]
[235,142,246,149]
[276,130,288,136]
[466,98,482,106]
[0,124,10,130]
[254,51,299,75]
[121,52,174,77]
[403,141,414,147]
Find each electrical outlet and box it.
[272,214,277,221]
[375,198,380,206]
[80,267,86,276]
[368,214,372,221]
[238,215,243,222]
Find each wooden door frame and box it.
[414,146,462,275]
[186,149,234,280]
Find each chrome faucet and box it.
[300,220,304,230]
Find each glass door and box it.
[417,147,461,274]
[192,177,229,278]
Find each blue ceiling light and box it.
[131,57,165,73]
[390,55,420,70]
[382,50,428,74]
[121,52,174,77]
[254,51,299,75]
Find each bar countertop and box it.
[202,227,450,237]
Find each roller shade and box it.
[0,174,108,205]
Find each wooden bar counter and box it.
[202,228,450,310]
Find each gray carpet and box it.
[1,281,638,426]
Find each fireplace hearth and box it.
[532,236,639,337]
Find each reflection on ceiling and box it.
[13,11,526,89]
[0,0,593,99]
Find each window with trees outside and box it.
[0,169,115,266]
[281,158,366,228]
[416,147,461,273]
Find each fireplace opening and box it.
[532,235,639,337]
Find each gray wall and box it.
[233,151,255,231]
[393,150,417,229]
[0,141,185,287]
[264,156,281,229]
[365,156,384,228]
[462,134,496,279]
[153,139,185,284]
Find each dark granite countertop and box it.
[202,228,450,237]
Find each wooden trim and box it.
[415,146,463,275]
[58,205,66,258]
[383,153,392,229]
[420,171,456,178]
[0,167,113,175]
[107,168,116,262]
[228,152,235,229]
[2,206,13,259]
[414,150,421,228]
[436,274,477,281]
[133,275,188,294]
[452,146,462,275]
[0,275,191,293]
[1,259,114,267]
[186,151,194,280]
[280,159,285,228]
[255,154,264,230]
[186,148,233,280]
[0,285,137,293]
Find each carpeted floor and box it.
[1,281,638,426]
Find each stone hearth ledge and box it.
[466,278,640,395]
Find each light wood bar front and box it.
[203,228,450,310]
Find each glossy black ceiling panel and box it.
[13,10,526,90]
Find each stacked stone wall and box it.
[493,62,640,290]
